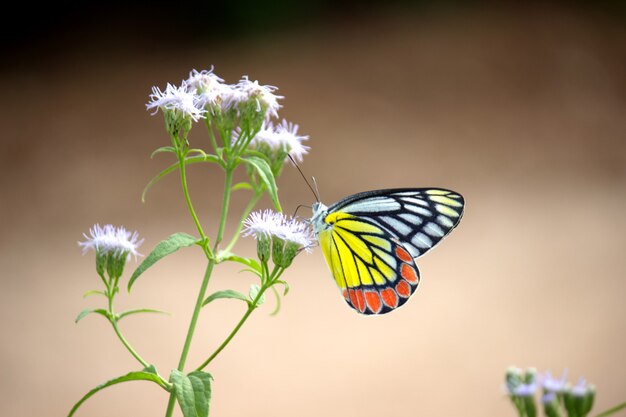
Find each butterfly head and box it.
[311,201,329,236]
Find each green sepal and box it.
[170,369,213,417]
[82,289,107,298]
[67,368,170,417]
[524,395,537,417]
[151,146,176,158]
[116,308,170,321]
[128,233,198,291]
[241,156,282,212]
[564,392,578,417]
[75,308,109,324]
[202,290,251,307]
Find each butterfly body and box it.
[311,188,464,315]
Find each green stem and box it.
[110,318,150,368]
[214,168,234,249]
[164,260,216,417]
[164,167,234,417]
[195,268,284,371]
[106,284,150,369]
[223,190,263,253]
[178,151,208,244]
[206,119,219,153]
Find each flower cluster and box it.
[78,224,143,279]
[506,367,596,417]
[243,210,313,267]
[146,68,290,144]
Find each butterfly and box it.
[311,188,464,315]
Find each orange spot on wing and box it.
[348,289,357,307]
[355,289,366,313]
[395,246,412,263]
[365,291,382,313]
[380,288,398,308]
[401,263,419,283]
[396,280,411,298]
[342,289,349,301]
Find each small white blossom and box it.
[274,119,309,162]
[237,119,309,161]
[541,370,568,393]
[510,382,537,397]
[186,68,232,111]
[571,378,592,397]
[243,210,313,250]
[234,76,283,119]
[146,81,206,122]
[78,224,144,261]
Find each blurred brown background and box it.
[1,2,625,416]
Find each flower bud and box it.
[256,234,271,263]
[271,234,286,267]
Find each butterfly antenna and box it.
[311,176,321,202]
[288,154,320,202]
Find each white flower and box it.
[541,370,568,393]
[273,119,309,162]
[570,378,592,397]
[146,81,206,122]
[185,68,232,111]
[233,76,283,119]
[243,210,313,250]
[238,119,309,162]
[78,224,144,261]
[186,68,224,92]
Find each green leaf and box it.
[141,161,181,202]
[275,280,290,296]
[171,370,213,417]
[249,284,265,306]
[202,290,250,307]
[67,369,169,417]
[187,148,208,158]
[596,402,626,417]
[128,233,198,291]
[141,155,222,202]
[151,146,176,158]
[242,156,282,212]
[82,290,106,298]
[231,181,253,191]
[269,285,281,316]
[75,308,109,323]
[220,253,262,273]
[117,308,170,321]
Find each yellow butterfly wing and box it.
[313,188,464,315]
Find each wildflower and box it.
[564,378,595,417]
[186,69,232,113]
[571,378,594,397]
[146,81,206,139]
[234,76,282,118]
[511,382,538,397]
[243,210,313,267]
[542,370,568,393]
[236,119,309,175]
[234,76,283,132]
[79,224,143,279]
